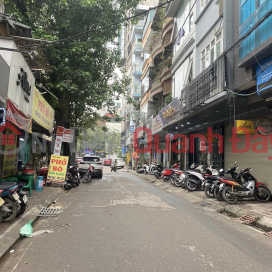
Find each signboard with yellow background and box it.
[32,87,55,131]
[47,155,69,183]
[236,120,255,135]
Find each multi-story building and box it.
[120,1,158,163]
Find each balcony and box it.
[162,18,174,49]
[133,60,143,76]
[133,42,143,52]
[133,83,141,97]
[151,36,163,60]
[150,76,162,99]
[160,58,172,97]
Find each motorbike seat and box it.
[0,182,18,191]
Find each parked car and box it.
[104,159,112,166]
[116,158,125,168]
[78,156,103,178]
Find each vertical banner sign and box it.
[47,155,69,183]
[2,128,17,178]
[54,126,64,155]
[63,129,74,143]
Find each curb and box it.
[127,170,272,232]
[0,192,59,262]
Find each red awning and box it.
[6,100,32,132]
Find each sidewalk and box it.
[0,185,62,260]
[126,169,272,232]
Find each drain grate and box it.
[265,231,272,237]
[198,201,212,207]
[37,208,63,217]
[232,214,258,225]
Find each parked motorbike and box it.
[82,165,94,183]
[161,163,180,182]
[0,183,19,223]
[136,164,145,174]
[213,162,240,201]
[39,166,49,186]
[64,163,81,190]
[221,167,271,204]
[144,162,156,175]
[153,164,163,179]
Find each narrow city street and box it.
[0,167,272,272]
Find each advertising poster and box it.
[47,155,69,183]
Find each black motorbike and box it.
[64,163,80,190]
[153,164,163,179]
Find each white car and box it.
[116,158,125,168]
[78,156,103,178]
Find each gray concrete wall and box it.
[224,116,272,191]
[0,54,9,104]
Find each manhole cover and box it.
[232,214,258,225]
[37,208,63,217]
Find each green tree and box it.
[4,0,139,128]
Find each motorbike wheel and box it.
[144,169,147,175]
[174,179,182,187]
[163,176,169,182]
[214,186,224,201]
[2,197,17,223]
[204,185,214,198]
[170,175,176,185]
[255,186,271,202]
[16,202,27,217]
[151,168,154,175]
[64,184,70,190]
[222,186,238,204]
[155,173,160,179]
[82,174,90,183]
[186,179,197,191]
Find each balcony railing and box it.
[136,20,145,29]
[134,42,143,51]
[143,9,156,38]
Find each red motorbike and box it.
[161,163,180,182]
[39,167,49,186]
[220,166,271,204]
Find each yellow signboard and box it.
[236,120,255,135]
[47,155,69,183]
[32,87,55,131]
[2,129,17,178]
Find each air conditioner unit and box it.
[219,0,223,17]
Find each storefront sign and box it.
[159,98,181,126]
[54,126,64,155]
[256,117,272,135]
[63,129,74,143]
[130,126,135,133]
[32,87,54,131]
[47,155,69,183]
[256,55,272,99]
[6,100,32,132]
[2,128,17,178]
[236,120,255,135]
[153,115,163,133]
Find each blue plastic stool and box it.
[35,176,44,192]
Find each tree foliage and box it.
[4,0,139,128]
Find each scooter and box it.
[153,164,164,179]
[221,167,271,204]
[64,163,80,190]
[144,162,157,175]
[82,165,94,183]
[0,183,19,223]
[161,163,180,182]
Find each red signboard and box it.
[6,100,31,132]
[56,126,64,137]
[63,129,74,143]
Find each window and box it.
[201,31,223,71]
[189,13,194,31]
[201,50,206,71]
[201,0,209,9]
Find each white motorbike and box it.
[144,162,156,175]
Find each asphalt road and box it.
[1,167,272,272]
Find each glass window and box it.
[211,39,215,47]
[216,32,222,41]
[83,157,101,162]
[210,47,215,63]
[201,56,206,71]
[206,44,210,51]
[216,40,221,58]
[240,0,256,26]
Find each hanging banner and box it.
[47,155,69,183]
[2,128,18,178]
[54,126,64,155]
[6,100,32,132]
[63,129,74,143]
[32,87,55,131]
